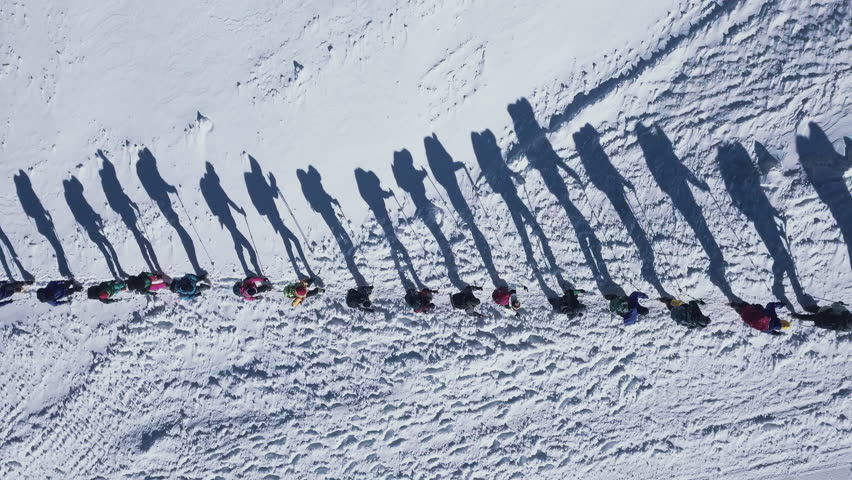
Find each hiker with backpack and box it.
[405,287,437,313]
[284,278,323,307]
[549,288,587,318]
[730,301,790,335]
[126,272,172,296]
[492,286,521,316]
[659,297,711,329]
[792,302,852,332]
[0,280,34,307]
[607,291,649,325]
[451,285,484,318]
[234,276,274,301]
[36,280,84,306]
[87,279,127,304]
[346,285,375,312]
[170,273,211,300]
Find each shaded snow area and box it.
[2,0,852,479]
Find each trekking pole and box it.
[172,192,215,266]
[391,190,440,282]
[518,178,563,276]
[241,211,264,275]
[424,171,464,231]
[276,187,313,255]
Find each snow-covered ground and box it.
[1,0,851,478]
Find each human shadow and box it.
[391,149,465,290]
[63,176,128,279]
[0,224,33,281]
[573,124,669,297]
[244,155,314,279]
[297,166,367,286]
[200,162,261,276]
[470,129,561,297]
[355,167,423,290]
[796,122,852,272]
[717,142,813,307]
[136,148,204,275]
[424,134,505,287]
[14,170,73,278]
[636,123,740,302]
[98,150,161,272]
[508,99,620,295]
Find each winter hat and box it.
[511,299,521,310]
[36,288,47,302]
[780,320,792,330]
[232,283,242,296]
[246,286,258,296]
[87,286,101,299]
[670,299,685,307]
[126,275,146,292]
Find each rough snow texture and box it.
[1,0,851,479]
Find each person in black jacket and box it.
[792,302,852,332]
[36,280,83,306]
[0,280,33,307]
[347,285,375,312]
[659,297,711,329]
[549,288,587,318]
[451,285,484,317]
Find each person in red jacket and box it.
[492,286,521,316]
[731,301,790,335]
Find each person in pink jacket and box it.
[234,276,273,301]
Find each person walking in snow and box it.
[87,279,127,304]
[346,285,375,312]
[405,287,437,313]
[607,291,649,325]
[37,280,84,306]
[659,297,711,329]
[492,286,521,316]
[0,280,34,307]
[284,278,323,307]
[792,302,852,332]
[170,273,211,301]
[549,288,587,318]
[451,285,484,318]
[126,272,172,296]
[730,301,790,335]
[234,276,274,301]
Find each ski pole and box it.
[276,188,313,255]
[424,171,463,231]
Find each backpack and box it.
[609,296,630,316]
[284,284,297,298]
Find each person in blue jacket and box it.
[36,280,83,306]
[606,291,649,325]
[170,273,211,300]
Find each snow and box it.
[1,0,851,478]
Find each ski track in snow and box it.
[1,0,852,479]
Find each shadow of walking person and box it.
[796,122,852,272]
[424,134,506,288]
[98,150,161,273]
[63,176,128,280]
[508,99,619,295]
[355,168,423,290]
[14,170,73,278]
[297,166,367,286]
[470,129,561,298]
[636,123,741,303]
[244,155,314,280]
[717,142,814,307]
[200,162,261,277]
[573,124,669,298]
[0,224,33,281]
[391,149,465,290]
[136,148,205,275]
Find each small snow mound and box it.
[196,111,214,134]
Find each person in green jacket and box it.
[659,297,711,329]
[792,302,852,332]
[548,288,587,318]
[87,280,127,304]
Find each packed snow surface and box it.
[1,0,851,478]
